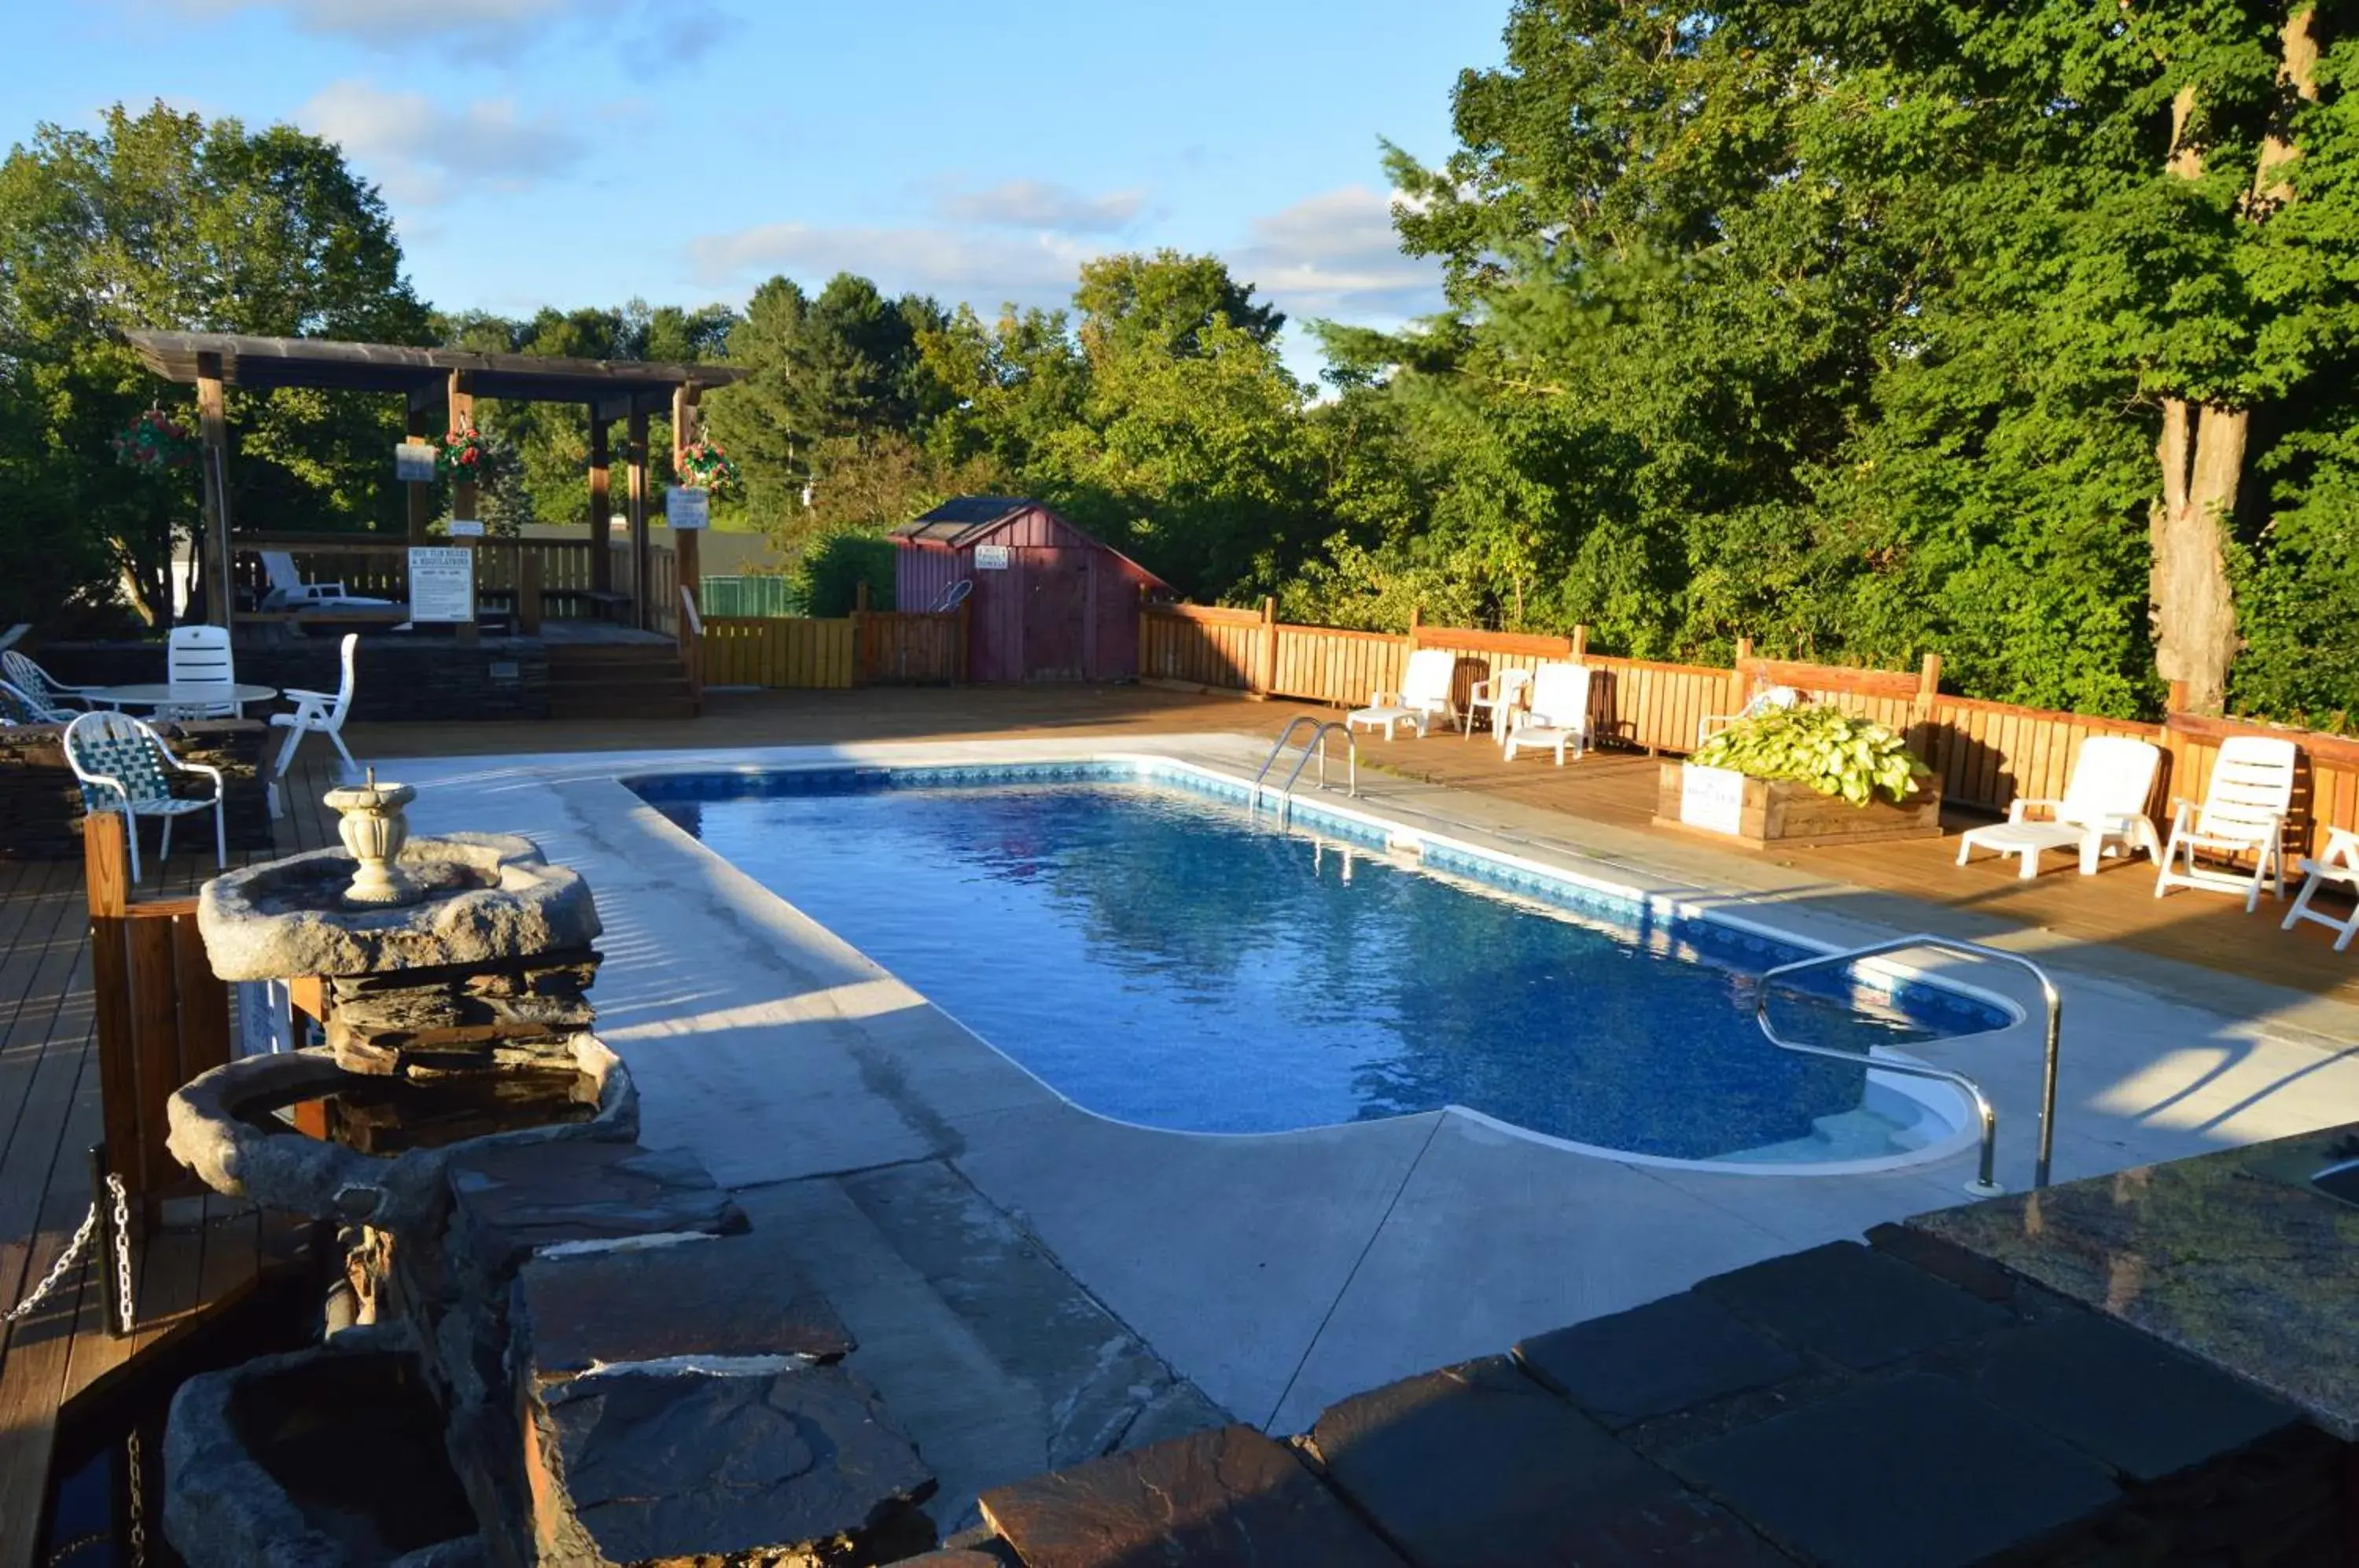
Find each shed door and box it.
[1021,548,1091,681]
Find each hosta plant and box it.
[1691,705,1923,808]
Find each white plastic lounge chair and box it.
[1503,662,1595,765]
[269,633,360,814]
[258,550,395,612]
[1,679,74,725]
[1348,648,1458,740]
[3,650,94,712]
[164,624,241,718]
[2154,734,2298,912]
[1460,667,1533,745]
[2284,826,2359,951]
[64,710,224,883]
[1955,735,2162,879]
[1698,683,1801,746]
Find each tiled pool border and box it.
[622,755,2008,1182]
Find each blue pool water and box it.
[632,767,2004,1161]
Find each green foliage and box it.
[1691,705,1923,807]
[793,533,896,617]
[0,101,426,624]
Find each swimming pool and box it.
[628,763,2008,1167]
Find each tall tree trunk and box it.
[2146,12,2317,715]
[2150,398,2245,712]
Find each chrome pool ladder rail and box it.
[1753,933,2063,1195]
[1250,717,1359,819]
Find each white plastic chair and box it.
[269,633,360,813]
[2154,735,2298,912]
[2,650,94,712]
[2284,826,2359,951]
[1698,684,1801,746]
[63,710,224,883]
[1503,662,1595,766]
[1956,736,2162,879]
[1348,648,1459,740]
[165,624,241,718]
[1460,667,1533,745]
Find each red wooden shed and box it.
[891,498,1169,683]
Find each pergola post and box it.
[447,370,479,643]
[195,352,232,628]
[627,406,650,631]
[587,405,612,596]
[406,388,437,545]
[671,382,701,625]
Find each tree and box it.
[0,101,426,623]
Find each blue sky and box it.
[13,0,1507,376]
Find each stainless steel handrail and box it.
[1249,718,1359,819]
[1754,933,2063,1194]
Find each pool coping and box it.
[617,749,2004,1181]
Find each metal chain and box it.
[125,1428,147,1568]
[108,1175,133,1335]
[42,1530,105,1566]
[1,1205,96,1327]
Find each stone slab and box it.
[446,1141,745,1283]
[515,1232,853,1381]
[1516,1291,1806,1429]
[978,1423,1404,1568]
[1308,1356,1785,1568]
[1693,1241,2007,1369]
[531,1361,936,1565]
[1925,1311,2304,1483]
[1672,1373,2121,1568]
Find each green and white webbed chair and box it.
[2,650,95,714]
[63,710,225,883]
[1,678,75,725]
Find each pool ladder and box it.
[1754,934,2063,1196]
[1249,718,1358,821]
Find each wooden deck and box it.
[0,763,339,1568]
[3,684,2357,1565]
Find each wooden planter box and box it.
[1652,761,1942,849]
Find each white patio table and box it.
[85,682,280,720]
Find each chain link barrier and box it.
[0,1173,134,1333]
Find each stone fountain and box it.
[159,785,940,1568]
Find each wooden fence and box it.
[700,617,856,688]
[1137,602,2359,855]
[235,534,602,605]
[857,609,968,685]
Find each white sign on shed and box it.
[973,543,1012,570]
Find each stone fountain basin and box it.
[197,833,602,982]
[165,1036,636,1234]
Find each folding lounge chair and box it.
[1348,649,1459,740]
[1955,735,2163,879]
[2154,735,2298,913]
[1503,661,1595,766]
[2284,826,2359,951]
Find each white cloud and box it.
[685,222,1103,309]
[936,179,1145,234]
[164,0,727,61]
[1229,184,1441,322]
[297,79,588,206]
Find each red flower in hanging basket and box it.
[675,437,738,495]
[436,419,494,482]
[110,407,197,473]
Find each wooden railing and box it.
[234,533,603,606]
[613,541,679,635]
[85,815,230,1219]
[1136,603,2359,854]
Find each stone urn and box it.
[322,771,419,907]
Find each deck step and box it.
[544,643,696,718]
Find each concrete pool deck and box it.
[381,731,2359,1523]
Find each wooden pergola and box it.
[121,329,744,631]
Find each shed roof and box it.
[891,496,1038,545]
[120,329,742,411]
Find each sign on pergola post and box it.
[118,330,742,632]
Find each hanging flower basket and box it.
[111,407,197,473]
[437,419,494,482]
[675,437,738,495]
